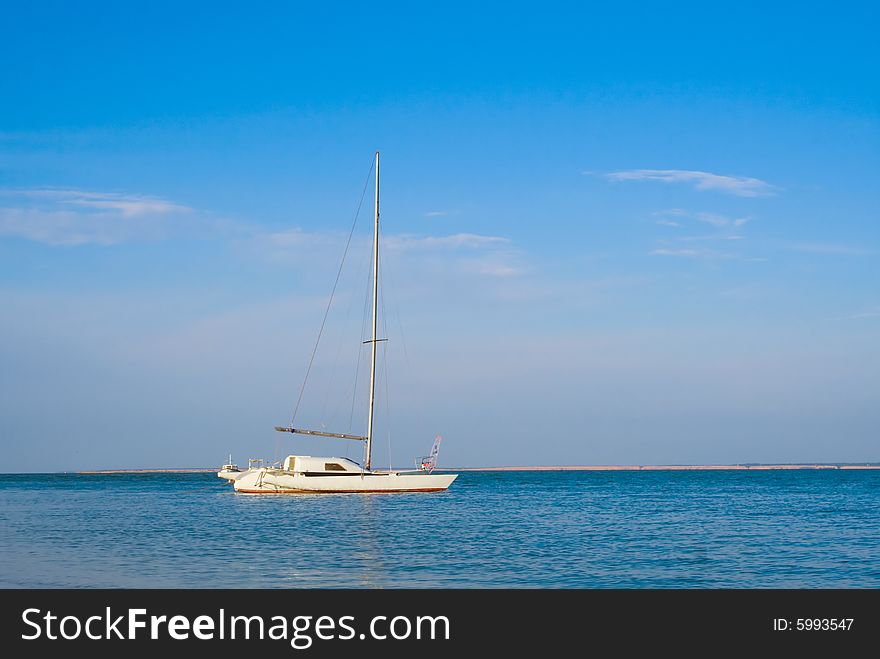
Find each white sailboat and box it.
[231,152,457,494]
[217,454,241,481]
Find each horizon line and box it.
[2,462,876,475]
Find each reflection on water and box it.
[1,470,879,588]
[352,496,386,588]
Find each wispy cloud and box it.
[254,229,522,278]
[695,212,730,227]
[2,188,190,217]
[653,209,688,217]
[650,248,706,257]
[460,260,524,277]
[384,233,521,277]
[654,209,751,229]
[655,209,733,226]
[254,229,508,254]
[652,209,751,253]
[483,264,522,276]
[650,247,736,259]
[607,169,777,197]
[0,188,195,246]
[788,243,874,256]
[423,210,460,218]
[384,233,509,251]
[247,227,353,267]
[680,234,745,242]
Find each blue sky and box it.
[1,1,878,471]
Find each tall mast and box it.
[365,151,380,470]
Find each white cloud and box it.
[655,219,681,227]
[0,188,194,245]
[3,188,190,217]
[607,169,776,197]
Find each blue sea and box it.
[1,470,878,588]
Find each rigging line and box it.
[379,235,393,471]
[289,158,375,428]
[345,238,375,459]
[318,214,374,427]
[317,312,353,427]
[383,335,392,472]
[364,238,404,472]
[348,238,374,432]
[340,280,373,463]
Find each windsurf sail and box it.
[417,435,443,473]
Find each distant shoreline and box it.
[73,463,880,474]
[453,464,880,471]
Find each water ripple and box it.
[1,470,878,588]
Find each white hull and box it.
[217,469,242,482]
[232,468,457,494]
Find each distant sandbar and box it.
[452,464,880,471]
[79,468,216,474]
[78,463,880,474]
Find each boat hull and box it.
[232,468,457,493]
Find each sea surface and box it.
[1,470,878,588]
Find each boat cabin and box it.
[282,455,362,474]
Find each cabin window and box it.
[324,462,346,471]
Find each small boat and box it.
[230,152,457,494]
[217,454,241,481]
